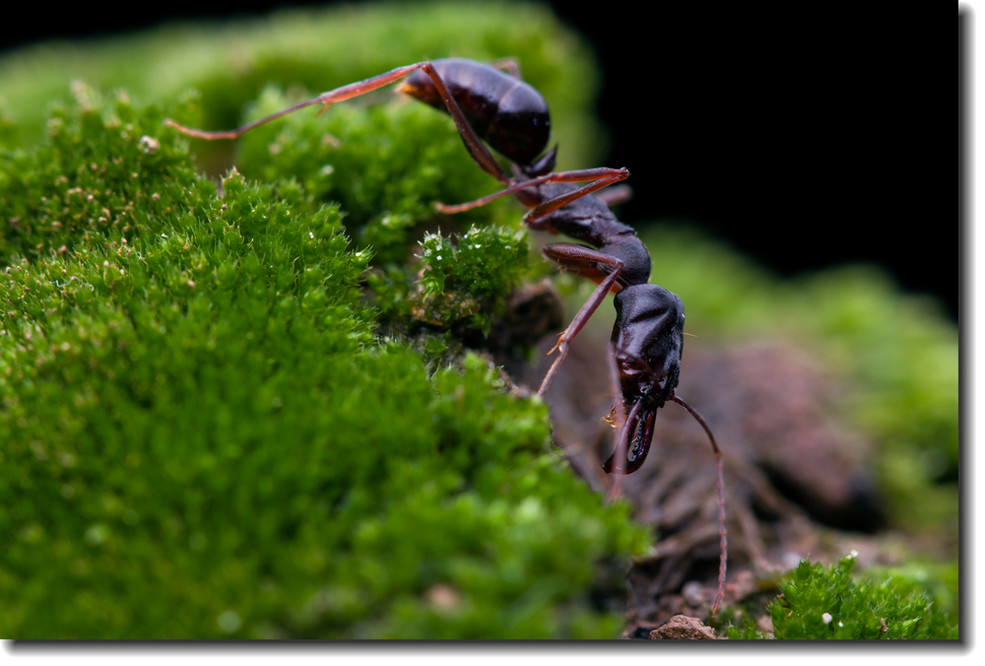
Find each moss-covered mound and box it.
[0,2,651,639]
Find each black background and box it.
[1,2,957,320]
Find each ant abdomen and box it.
[400,58,551,167]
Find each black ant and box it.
[166,58,727,615]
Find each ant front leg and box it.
[536,244,624,397]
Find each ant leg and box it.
[165,62,430,140]
[489,57,522,79]
[400,63,511,184]
[436,166,629,215]
[520,167,630,224]
[167,59,510,184]
[594,183,633,208]
[537,244,623,397]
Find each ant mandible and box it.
[166,58,727,614]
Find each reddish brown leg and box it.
[165,61,510,185]
[403,63,511,184]
[165,62,429,140]
[521,168,630,223]
[436,166,629,216]
[594,183,633,207]
[536,245,623,397]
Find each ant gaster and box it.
[166,58,727,614]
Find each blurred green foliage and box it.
[0,1,600,171]
[648,227,959,640]
[642,225,959,539]
[0,2,652,639]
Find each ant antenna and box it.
[672,394,726,616]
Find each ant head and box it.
[610,284,685,409]
[603,285,685,474]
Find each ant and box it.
[166,58,727,615]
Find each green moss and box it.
[414,225,530,333]
[0,3,652,639]
[761,553,958,639]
